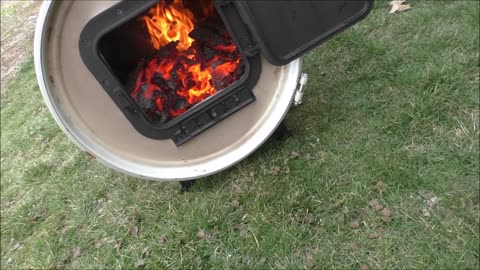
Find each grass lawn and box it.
[1,0,479,269]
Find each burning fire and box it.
[131,0,243,123]
[142,0,195,51]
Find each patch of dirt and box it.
[1,1,42,85]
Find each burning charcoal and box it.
[171,71,178,81]
[140,83,148,95]
[137,94,155,111]
[210,60,222,71]
[173,97,187,111]
[202,47,215,61]
[130,12,244,123]
[153,111,169,124]
[184,78,195,90]
[152,73,165,86]
[152,90,164,108]
[212,78,225,90]
[167,80,176,90]
[165,88,174,100]
[183,57,197,67]
[155,41,179,58]
[133,83,154,109]
[189,24,219,43]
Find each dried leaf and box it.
[38,209,47,216]
[232,186,242,196]
[135,259,145,268]
[426,196,439,208]
[306,252,314,268]
[376,181,386,192]
[232,223,250,237]
[381,208,392,218]
[338,212,345,225]
[289,151,301,159]
[283,159,290,174]
[130,226,139,236]
[350,242,361,251]
[303,153,312,160]
[12,242,22,251]
[93,239,106,249]
[196,229,208,239]
[396,4,411,13]
[271,166,281,176]
[380,207,393,222]
[367,232,379,239]
[360,264,370,270]
[297,212,315,225]
[369,199,384,211]
[389,0,411,14]
[240,255,252,264]
[72,246,82,258]
[60,226,69,235]
[350,220,360,229]
[114,239,122,251]
[158,235,167,244]
[231,199,240,207]
[141,247,149,257]
[334,200,343,208]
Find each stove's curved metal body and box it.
[34,1,301,181]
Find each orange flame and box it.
[143,0,195,51]
[132,0,243,123]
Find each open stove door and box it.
[215,0,374,66]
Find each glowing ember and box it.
[130,0,244,123]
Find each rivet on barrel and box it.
[210,109,217,118]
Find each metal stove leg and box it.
[272,121,289,141]
[179,180,197,192]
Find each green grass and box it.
[1,1,479,269]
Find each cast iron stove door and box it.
[215,0,374,65]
